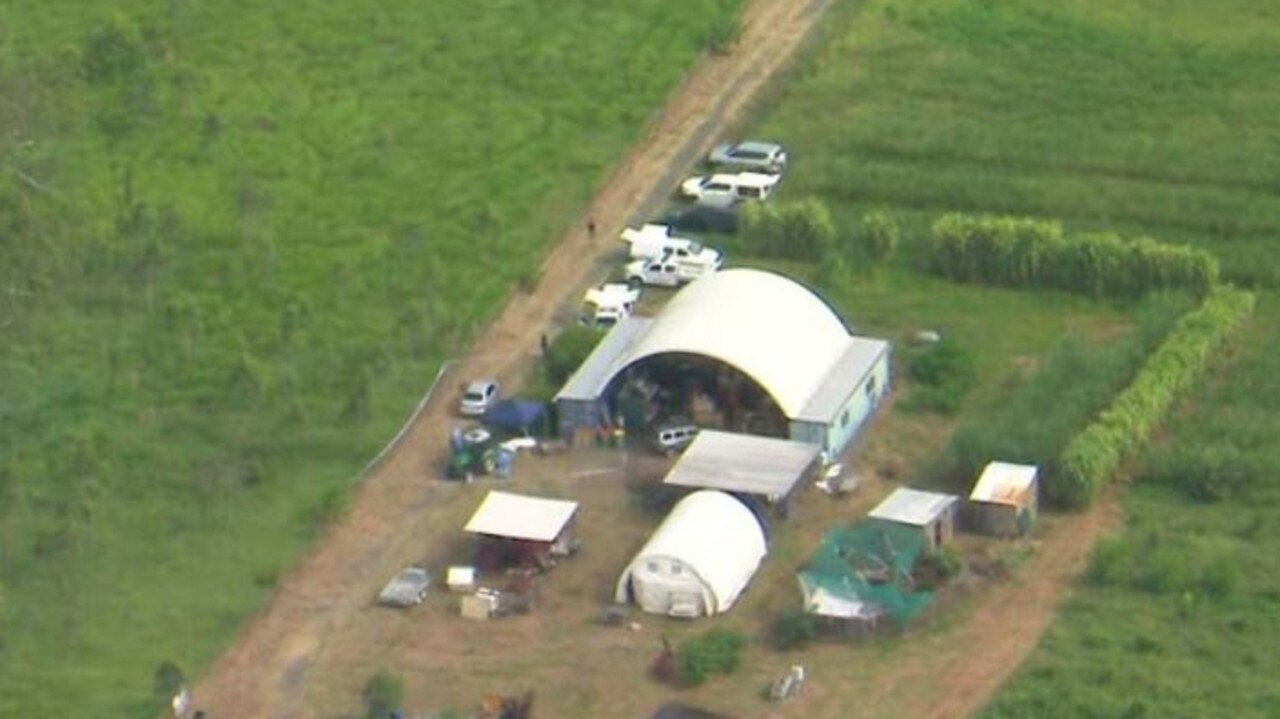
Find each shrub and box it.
[929,213,1218,298]
[676,628,746,686]
[702,8,742,54]
[904,335,976,414]
[1057,287,1255,508]
[739,198,836,262]
[544,325,605,386]
[152,660,185,702]
[1085,538,1131,587]
[362,670,404,718]
[859,209,900,265]
[915,545,964,590]
[771,609,817,651]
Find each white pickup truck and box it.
[582,283,641,327]
[625,252,722,288]
[620,224,723,269]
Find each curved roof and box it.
[612,269,852,416]
[624,490,767,613]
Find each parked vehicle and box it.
[459,379,499,416]
[660,204,739,234]
[680,172,779,203]
[625,252,721,288]
[708,140,788,174]
[652,419,699,456]
[377,566,431,607]
[582,282,640,327]
[620,224,725,272]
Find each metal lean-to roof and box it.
[970,461,1038,507]
[867,487,959,527]
[663,430,821,499]
[464,491,579,542]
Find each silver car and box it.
[708,140,788,174]
[459,379,499,416]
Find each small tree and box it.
[544,325,604,386]
[152,660,185,703]
[859,210,900,265]
[676,628,745,686]
[362,670,404,718]
[771,608,817,651]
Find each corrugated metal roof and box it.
[554,318,654,402]
[969,461,1038,507]
[867,487,959,527]
[464,491,579,542]
[795,336,890,422]
[663,430,821,499]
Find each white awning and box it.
[464,491,579,542]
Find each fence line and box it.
[354,360,454,482]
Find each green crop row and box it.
[1054,287,1256,508]
[929,214,1218,299]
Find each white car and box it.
[582,283,641,327]
[709,140,788,174]
[620,224,723,267]
[459,380,499,416]
[680,172,779,203]
[625,254,721,288]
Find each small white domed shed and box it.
[615,490,767,617]
[555,268,891,454]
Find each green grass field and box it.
[741,0,1280,715]
[0,1,742,714]
[759,0,1280,285]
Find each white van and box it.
[620,224,720,264]
[680,172,780,204]
[581,283,640,327]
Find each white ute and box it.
[625,252,722,288]
[582,282,640,327]
[620,224,723,268]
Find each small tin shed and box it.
[867,487,960,553]
[967,461,1038,537]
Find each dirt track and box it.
[192,0,838,716]
[192,0,1121,715]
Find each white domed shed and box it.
[615,490,767,617]
[555,267,893,455]
[615,268,852,417]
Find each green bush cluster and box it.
[676,628,746,687]
[362,671,404,718]
[929,214,1219,298]
[738,199,837,262]
[1056,287,1255,508]
[771,609,818,651]
[903,335,976,414]
[544,325,605,387]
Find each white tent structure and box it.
[615,490,767,618]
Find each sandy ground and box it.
[190,0,1121,716]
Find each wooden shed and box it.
[866,487,960,553]
[463,491,579,570]
[967,461,1038,537]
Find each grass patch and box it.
[983,299,1280,716]
[0,0,744,714]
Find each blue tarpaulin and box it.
[483,399,547,433]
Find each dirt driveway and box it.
[192,0,839,716]
[191,0,1120,716]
